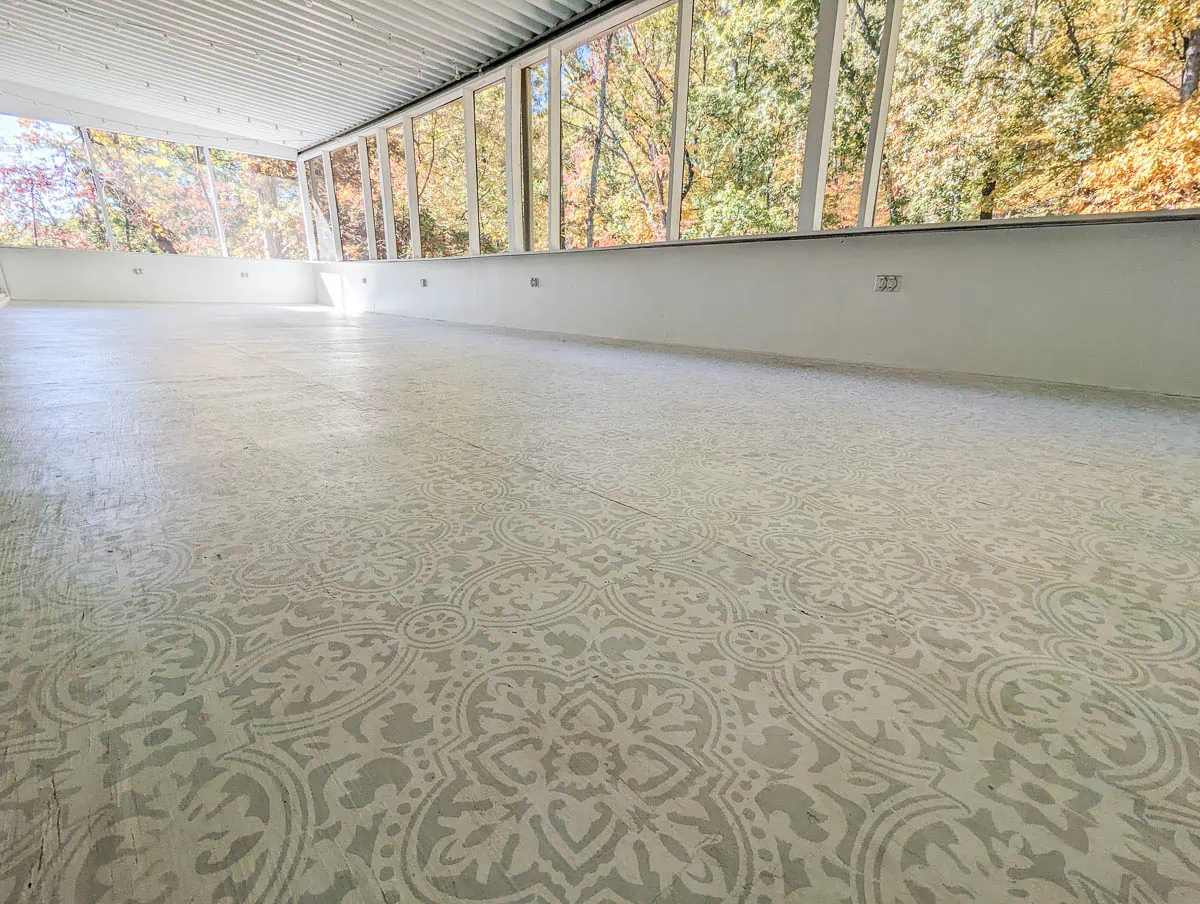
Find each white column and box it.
[322,150,344,262]
[404,117,422,259]
[547,45,562,251]
[296,158,318,261]
[666,0,694,242]
[463,89,482,256]
[797,0,849,233]
[505,66,523,252]
[358,135,378,260]
[80,128,117,252]
[858,0,905,228]
[202,146,230,256]
[376,126,398,259]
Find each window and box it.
[561,6,678,249]
[365,135,387,259]
[208,149,305,259]
[681,0,820,240]
[330,143,368,260]
[474,81,509,254]
[822,0,885,229]
[413,99,469,258]
[0,115,108,249]
[877,0,1200,224]
[522,60,551,250]
[385,125,412,258]
[88,131,220,255]
[304,156,337,262]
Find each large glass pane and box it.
[877,0,1200,224]
[89,130,220,255]
[365,135,387,259]
[474,81,509,255]
[822,0,885,229]
[561,6,678,249]
[413,99,469,258]
[305,156,337,262]
[209,149,305,259]
[330,143,368,260]
[681,0,821,240]
[385,125,412,258]
[0,115,107,249]
[522,61,550,250]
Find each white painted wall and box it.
[315,218,1200,397]
[0,247,316,305]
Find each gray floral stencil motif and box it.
[409,669,745,903]
[2,302,1200,904]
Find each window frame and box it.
[287,0,1200,259]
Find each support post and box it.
[404,118,422,259]
[463,89,482,256]
[376,127,398,259]
[547,45,562,251]
[202,146,230,256]
[506,66,523,252]
[296,158,319,261]
[666,0,694,242]
[797,0,849,232]
[858,0,905,228]
[322,150,344,261]
[80,128,117,252]
[358,135,378,260]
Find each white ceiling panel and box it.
[0,0,613,152]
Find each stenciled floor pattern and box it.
[2,302,1200,904]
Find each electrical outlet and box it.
[132,268,144,275]
[875,275,902,292]
[361,278,367,284]
[529,277,539,287]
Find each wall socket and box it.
[875,275,902,292]
[132,268,144,275]
[529,277,540,287]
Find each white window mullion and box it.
[322,150,344,262]
[404,118,422,259]
[797,0,849,233]
[296,159,318,261]
[666,0,694,243]
[202,147,230,257]
[376,127,398,259]
[505,65,523,253]
[858,0,905,227]
[463,89,482,257]
[80,128,117,252]
[548,45,562,251]
[357,136,378,260]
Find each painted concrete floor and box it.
[2,302,1200,904]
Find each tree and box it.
[330,143,369,260]
[561,5,678,248]
[210,149,306,260]
[0,117,107,249]
[876,0,1200,223]
[413,100,470,258]
[88,130,220,255]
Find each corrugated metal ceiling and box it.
[0,0,612,152]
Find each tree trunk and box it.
[1183,26,1200,103]
[980,164,998,220]
[586,34,614,248]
